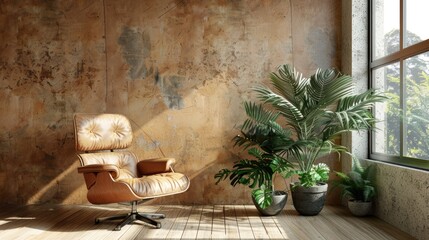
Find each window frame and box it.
[369,0,429,170]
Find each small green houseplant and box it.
[332,158,376,216]
[215,148,291,215]
[219,64,385,215]
[214,101,294,215]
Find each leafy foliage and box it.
[332,158,376,202]
[382,57,429,159]
[254,65,385,185]
[214,148,292,208]
[285,163,330,188]
[251,184,273,209]
[215,64,385,208]
[233,102,294,154]
[379,29,429,160]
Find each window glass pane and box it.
[373,0,399,59]
[373,63,400,155]
[404,51,429,159]
[404,0,429,47]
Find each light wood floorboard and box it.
[234,205,254,239]
[0,204,416,240]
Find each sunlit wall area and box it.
[0,0,341,205]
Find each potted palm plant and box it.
[227,64,385,216]
[332,158,376,216]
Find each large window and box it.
[370,0,429,170]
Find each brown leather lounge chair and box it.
[73,113,190,231]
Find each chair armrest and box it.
[77,164,119,179]
[137,158,176,176]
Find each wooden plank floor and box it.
[0,204,415,240]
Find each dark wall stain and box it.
[156,75,184,109]
[74,60,84,78]
[40,66,53,81]
[14,48,58,87]
[118,26,152,80]
[154,68,160,84]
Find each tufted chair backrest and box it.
[74,113,133,152]
[74,113,138,179]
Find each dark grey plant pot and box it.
[348,200,373,217]
[291,182,328,216]
[252,191,288,216]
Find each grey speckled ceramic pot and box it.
[348,200,373,216]
[291,182,328,216]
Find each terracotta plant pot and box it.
[252,190,288,216]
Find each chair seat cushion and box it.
[119,172,190,198]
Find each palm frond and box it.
[269,154,294,173]
[253,86,303,127]
[330,90,386,133]
[337,89,387,112]
[234,102,292,151]
[234,101,293,154]
[243,102,279,128]
[269,65,306,106]
[233,133,258,150]
[248,147,263,159]
[307,68,355,109]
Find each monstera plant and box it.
[216,64,386,216]
[214,102,294,215]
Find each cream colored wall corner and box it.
[341,1,429,239]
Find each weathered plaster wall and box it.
[0,0,106,204]
[0,0,341,205]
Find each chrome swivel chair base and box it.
[95,201,165,231]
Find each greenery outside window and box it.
[370,0,429,170]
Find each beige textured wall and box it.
[0,0,341,205]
